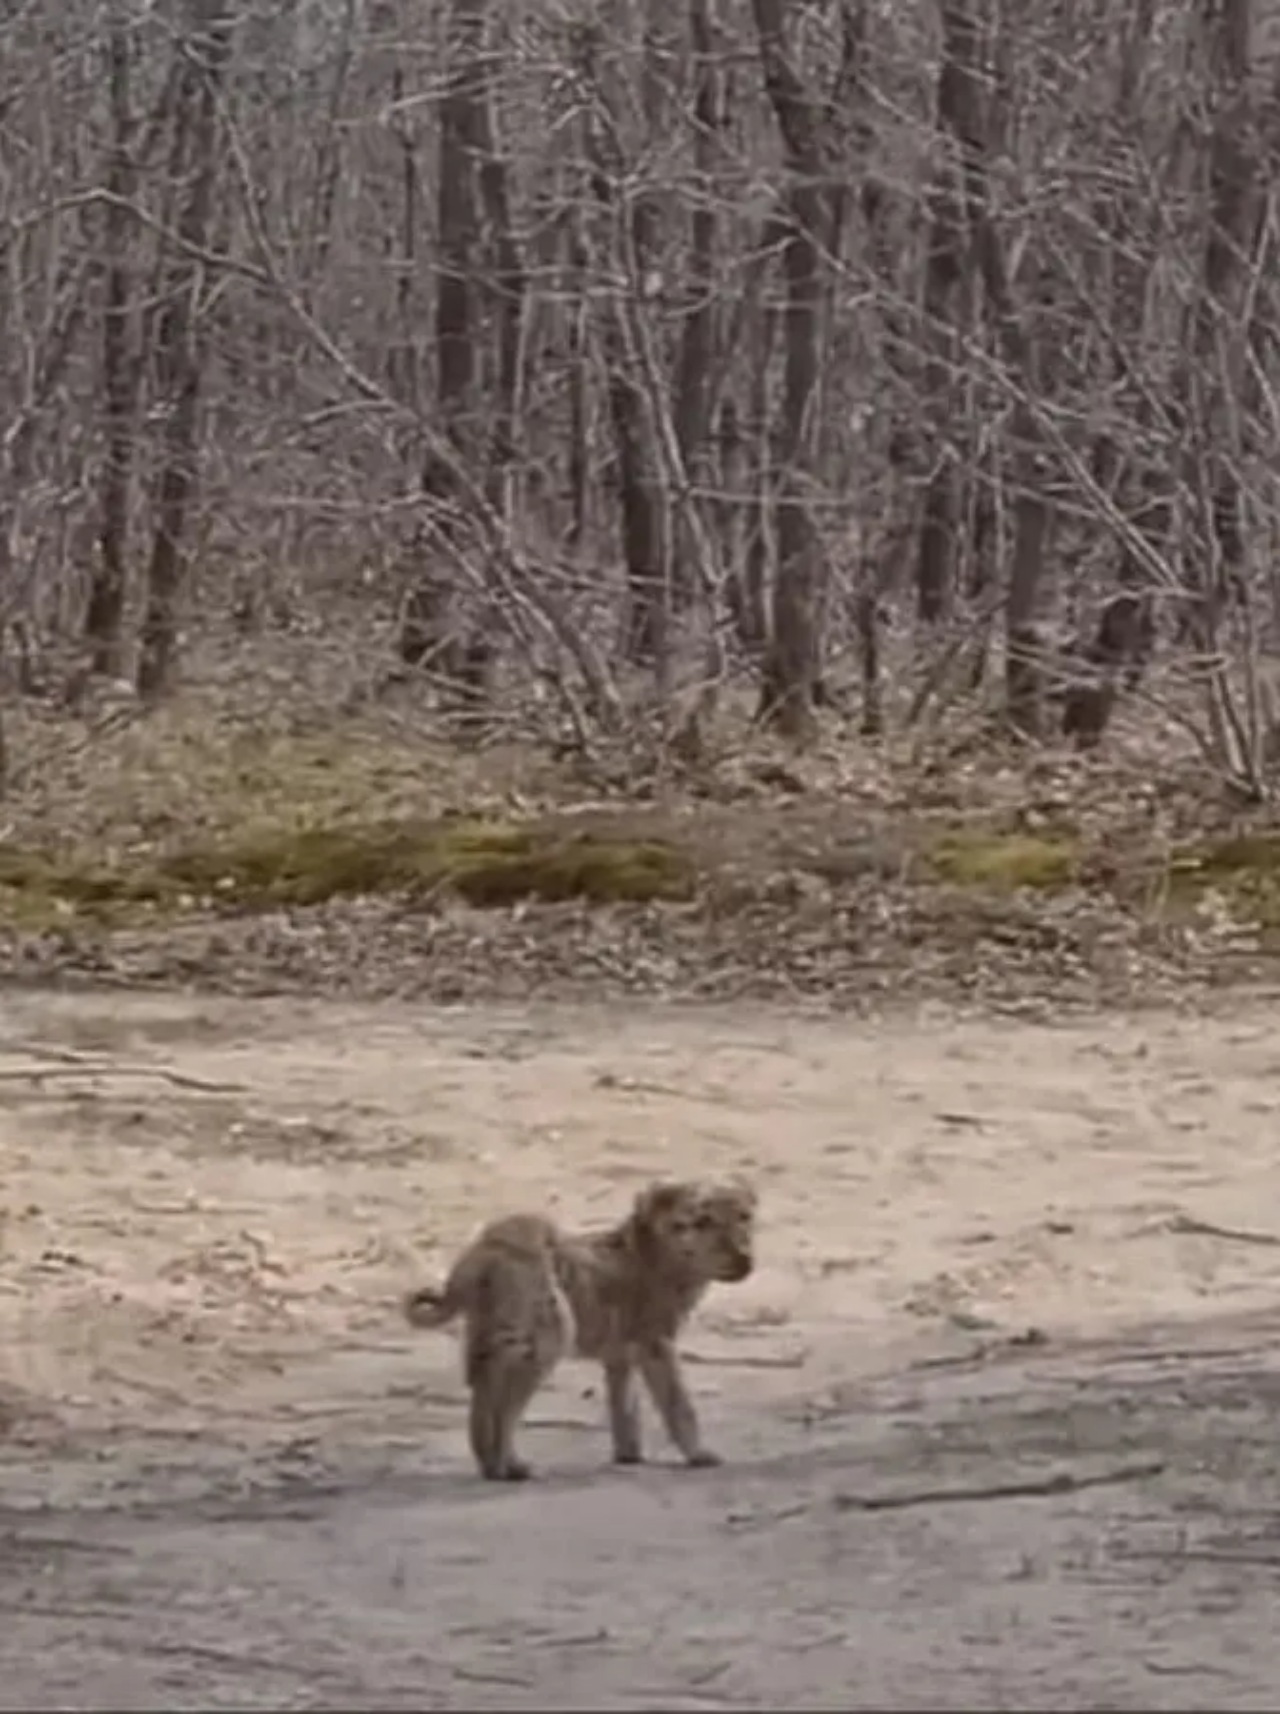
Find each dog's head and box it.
[632,1177,757,1283]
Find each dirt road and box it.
[3,988,1280,1708]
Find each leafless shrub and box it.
[0,0,1277,795]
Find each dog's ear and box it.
[633,1181,685,1229]
[728,1175,758,1212]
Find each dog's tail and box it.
[402,1283,459,1330]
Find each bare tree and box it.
[1,0,1279,790]
[749,0,836,740]
[669,0,724,610]
[136,0,234,701]
[1180,0,1270,786]
[578,11,673,670]
[85,1,141,677]
[911,2,971,627]
[396,0,511,710]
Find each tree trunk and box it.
[85,4,138,679]
[750,0,831,740]
[911,0,977,625]
[566,233,590,551]
[932,0,1054,736]
[856,583,883,736]
[721,215,786,661]
[1193,0,1257,644]
[1004,469,1051,738]
[670,0,723,608]
[475,49,527,522]
[387,60,421,404]
[398,0,493,710]
[136,0,233,703]
[1066,0,1171,740]
[759,195,824,739]
[580,23,671,669]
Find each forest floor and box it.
[4,637,1280,1705]
[4,984,1280,1710]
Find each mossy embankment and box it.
[1164,830,1280,930]
[0,818,699,928]
[921,828,1082,891]
[2,719,1278,939]
[1,796,1276,943]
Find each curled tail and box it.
[403,1283,459,1330]
[404,1241,491,1331]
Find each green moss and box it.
[0,817,698,927]
[1174,831,1280,879]
[1167,830,1280,927]
[923,829,1080,891]
[0,847,168,925]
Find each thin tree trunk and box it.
[1180,0,1265,783]
[670,0,723,609]
[136,0,233,702]
[911,0,973,625]
[388,61,421,404]
[1194,0,1257,643]
[761,198,824,738]
[474,34,527,520]
[85,3,138,678]
[566,232,590,551]
[1064,0,1167,738]
[856,584,883,736]
[935,0,1053,736]
[750,0,831,740]
[300,0,357,306]
[580,24,670,669]
[398,0,493,707]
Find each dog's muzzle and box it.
[723,1250,753,1282]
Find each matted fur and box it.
[402,1178,758,1481]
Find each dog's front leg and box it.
[604,1356,643,1464]
[637,1339,720,1468]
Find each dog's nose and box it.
[726,1251,753,1281]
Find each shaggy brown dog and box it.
[403,1178,757,1480]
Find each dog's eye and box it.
[694,1212,716,1230]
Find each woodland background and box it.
[2,0,1279,1008]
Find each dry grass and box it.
[1,623,1277,1007]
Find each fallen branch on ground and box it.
[1165,1213,1280,1248]
[909,1325,1049,1373]
[833,1455,1165,1513]
[0,1051,242,1095]
[685,1348,809,1370]
[591,1071,740,1105]
[1117,1545,1280,1570]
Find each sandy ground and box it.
[3,986,1280,1708]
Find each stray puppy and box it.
[403,1178,757,1480]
